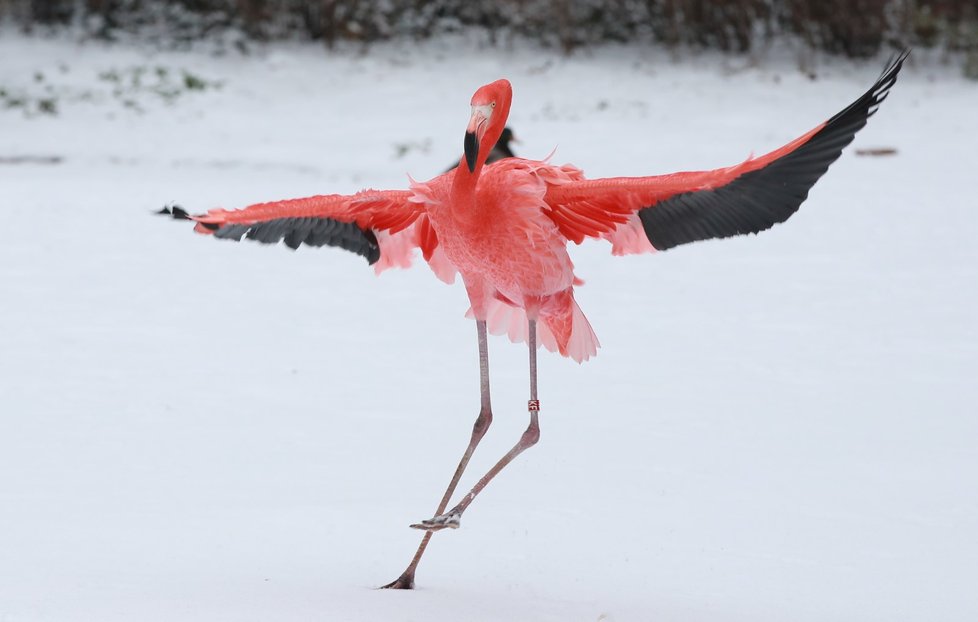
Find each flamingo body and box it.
[416,157,597,360]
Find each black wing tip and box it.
[214,216,381,265]
[639,51,908,252]
[158,203,219,229]
[157,204,191,220]
[363,229,381,265]
[869,48,910,106]
[831,48,910,126]
[881,49,911,81]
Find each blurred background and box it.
[3,0,978,74]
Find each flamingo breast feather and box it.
[439,161,578,306]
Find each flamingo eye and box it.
[491,102,496,108]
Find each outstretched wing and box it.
[161,187,431,268]
[542,49,908,252]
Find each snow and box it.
[1,33,977,621]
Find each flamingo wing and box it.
[161,187,430,266]
[542,50,908,252]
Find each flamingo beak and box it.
[464,131,479,173]
[464,104,493,173]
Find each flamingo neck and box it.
[449,123,499,220]
[452,156,481,191]
[449,160,481,224]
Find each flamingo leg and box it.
[411,319,540,532]
[380,320,494,590]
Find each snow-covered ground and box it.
[1,33,976,621]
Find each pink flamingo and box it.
[163,51,908,588]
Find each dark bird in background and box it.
[488,126,518,160]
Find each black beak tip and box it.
[464,131,479,173]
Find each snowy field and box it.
[1,33,976,621]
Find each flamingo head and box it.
[464,79,512,173]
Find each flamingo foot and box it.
[379,573,415,590]
[410,509,461,531]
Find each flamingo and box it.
[162,50,908,588]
